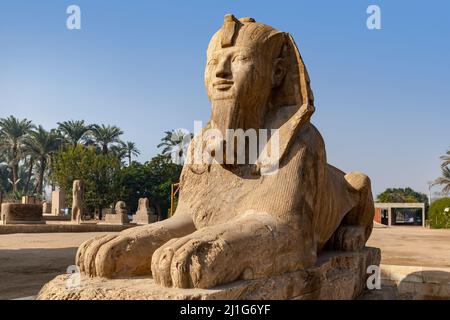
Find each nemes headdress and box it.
[207,14,314,114]
[208,14,316,169]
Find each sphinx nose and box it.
[216,58,231,78]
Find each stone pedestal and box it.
[1,203,44,225]
[51,190,66,216]
[22,196,37,205]
[42,202,52,214]
[132,198,158,225]
[37,247,380,300]
[103,213,129,225]
[132,211,157,225]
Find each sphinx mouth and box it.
[213,80,234,91]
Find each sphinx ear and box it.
[272,58,287,88]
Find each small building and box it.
[374,203,426,227]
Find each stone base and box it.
[103,213,129,225]
[43,214,71,222]
[132,213,158,225]
[37,247,380,300]
[1,203,43,225]
[0,223,134,234]
[380,264,450,300]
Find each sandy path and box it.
[0,232,117,299]
[368,226,450,268]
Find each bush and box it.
[428,197,450,229]
[377,187,428,203]
[52,145,122,212]
[119,155,182,219]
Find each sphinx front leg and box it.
[151,212,305,289]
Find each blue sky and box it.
[0,1,449,197]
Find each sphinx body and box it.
[76,15,374,289]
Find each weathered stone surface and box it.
[103,201,129,225]
[71,180,84,223]
[37,248,380,300]
[22,196,37,205]
[381,264,450,300]
[358,286,399,300]
[51,190,65,216]
[132,198,157,225]
[42,201,52,214]
[1,203,44,225]
[40,13,379,299]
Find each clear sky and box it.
[0,1,449,197]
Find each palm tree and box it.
[122,141,140,166]
[441,149,450,168]
[57,120,90,147]
[110,144,127,163]
[90,124,123,154]
[21,153,35,194]
[157,129,192,164]
[0,116,34,192]
[24,126,61,196]
[434,167,450,196]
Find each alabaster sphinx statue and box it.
[75,15,375,291]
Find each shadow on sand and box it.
[0,247,78,300]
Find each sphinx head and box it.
[205,15,288,135]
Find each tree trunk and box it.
[11,144,18,193]
[38,158,47,196]
[11,164,18,193]
[24,157,34,195]
[32,158,46,196]
[102,144,108,155]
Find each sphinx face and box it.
[205,45,274,133]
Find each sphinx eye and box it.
[208,58,218,65]
[232,55,248,62]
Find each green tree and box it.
[157,129,192,164]
[434,167,450,196]
[52,145,122,212]
[122,141,140,166]
[57,120,91,147]
[377,187,428,203]
[0,116,34,192]
[428,197,450,229]
[21,152,35,195]
[24,126,61,196]
[441,148,450,168]
[120,155,181,218]
[0,162,10,194]
[90,124,123,155]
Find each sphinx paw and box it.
[151,231,234,289]
[76,234,118,277]
[76,233,152,278]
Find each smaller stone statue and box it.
[104,201,130,225]
[132,198,157,225]
[71,180,84,224]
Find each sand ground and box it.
[1,226,449,299]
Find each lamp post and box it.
[427,181,433,206]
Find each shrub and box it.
[428,197,450,229]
